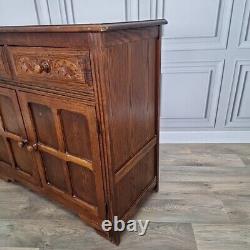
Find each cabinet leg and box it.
[0,174,15,183]
[110,231,121,245]
[94,228,121,245]
[0,176,15,182]
[6,178,15,183]
[154,181,159,192]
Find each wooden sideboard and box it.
[0,19,167,244]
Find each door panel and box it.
[68,162,97,206]
[0,86,40,184]
[0,88,26,141]
[29,103,59,149]
[41,151,68,192]
[0,135,11,165]
[18,91,106,219]
[9,140,35,175]
[61,110,92,160]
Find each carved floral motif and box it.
[14,55,86,82]
[53,59,82,80]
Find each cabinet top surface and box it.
[0,19,167,33]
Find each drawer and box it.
[8,47,93,88]
[0,47,11,79]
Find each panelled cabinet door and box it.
[17,91,106,219]
[0,86,41,185]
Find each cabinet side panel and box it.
[106,38,157,172]
[115,148,155,217]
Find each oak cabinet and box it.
[0,20,166,244]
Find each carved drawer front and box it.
[8,47,92,88]
[0,47,10,79]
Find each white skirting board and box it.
[160,131,250,143]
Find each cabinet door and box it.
[0,86,40,185]
[18,92,106,219]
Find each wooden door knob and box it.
[17,139,28,148]
[26,143,38,152]
[34,61,51,73]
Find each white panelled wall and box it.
[0,0,250,143]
